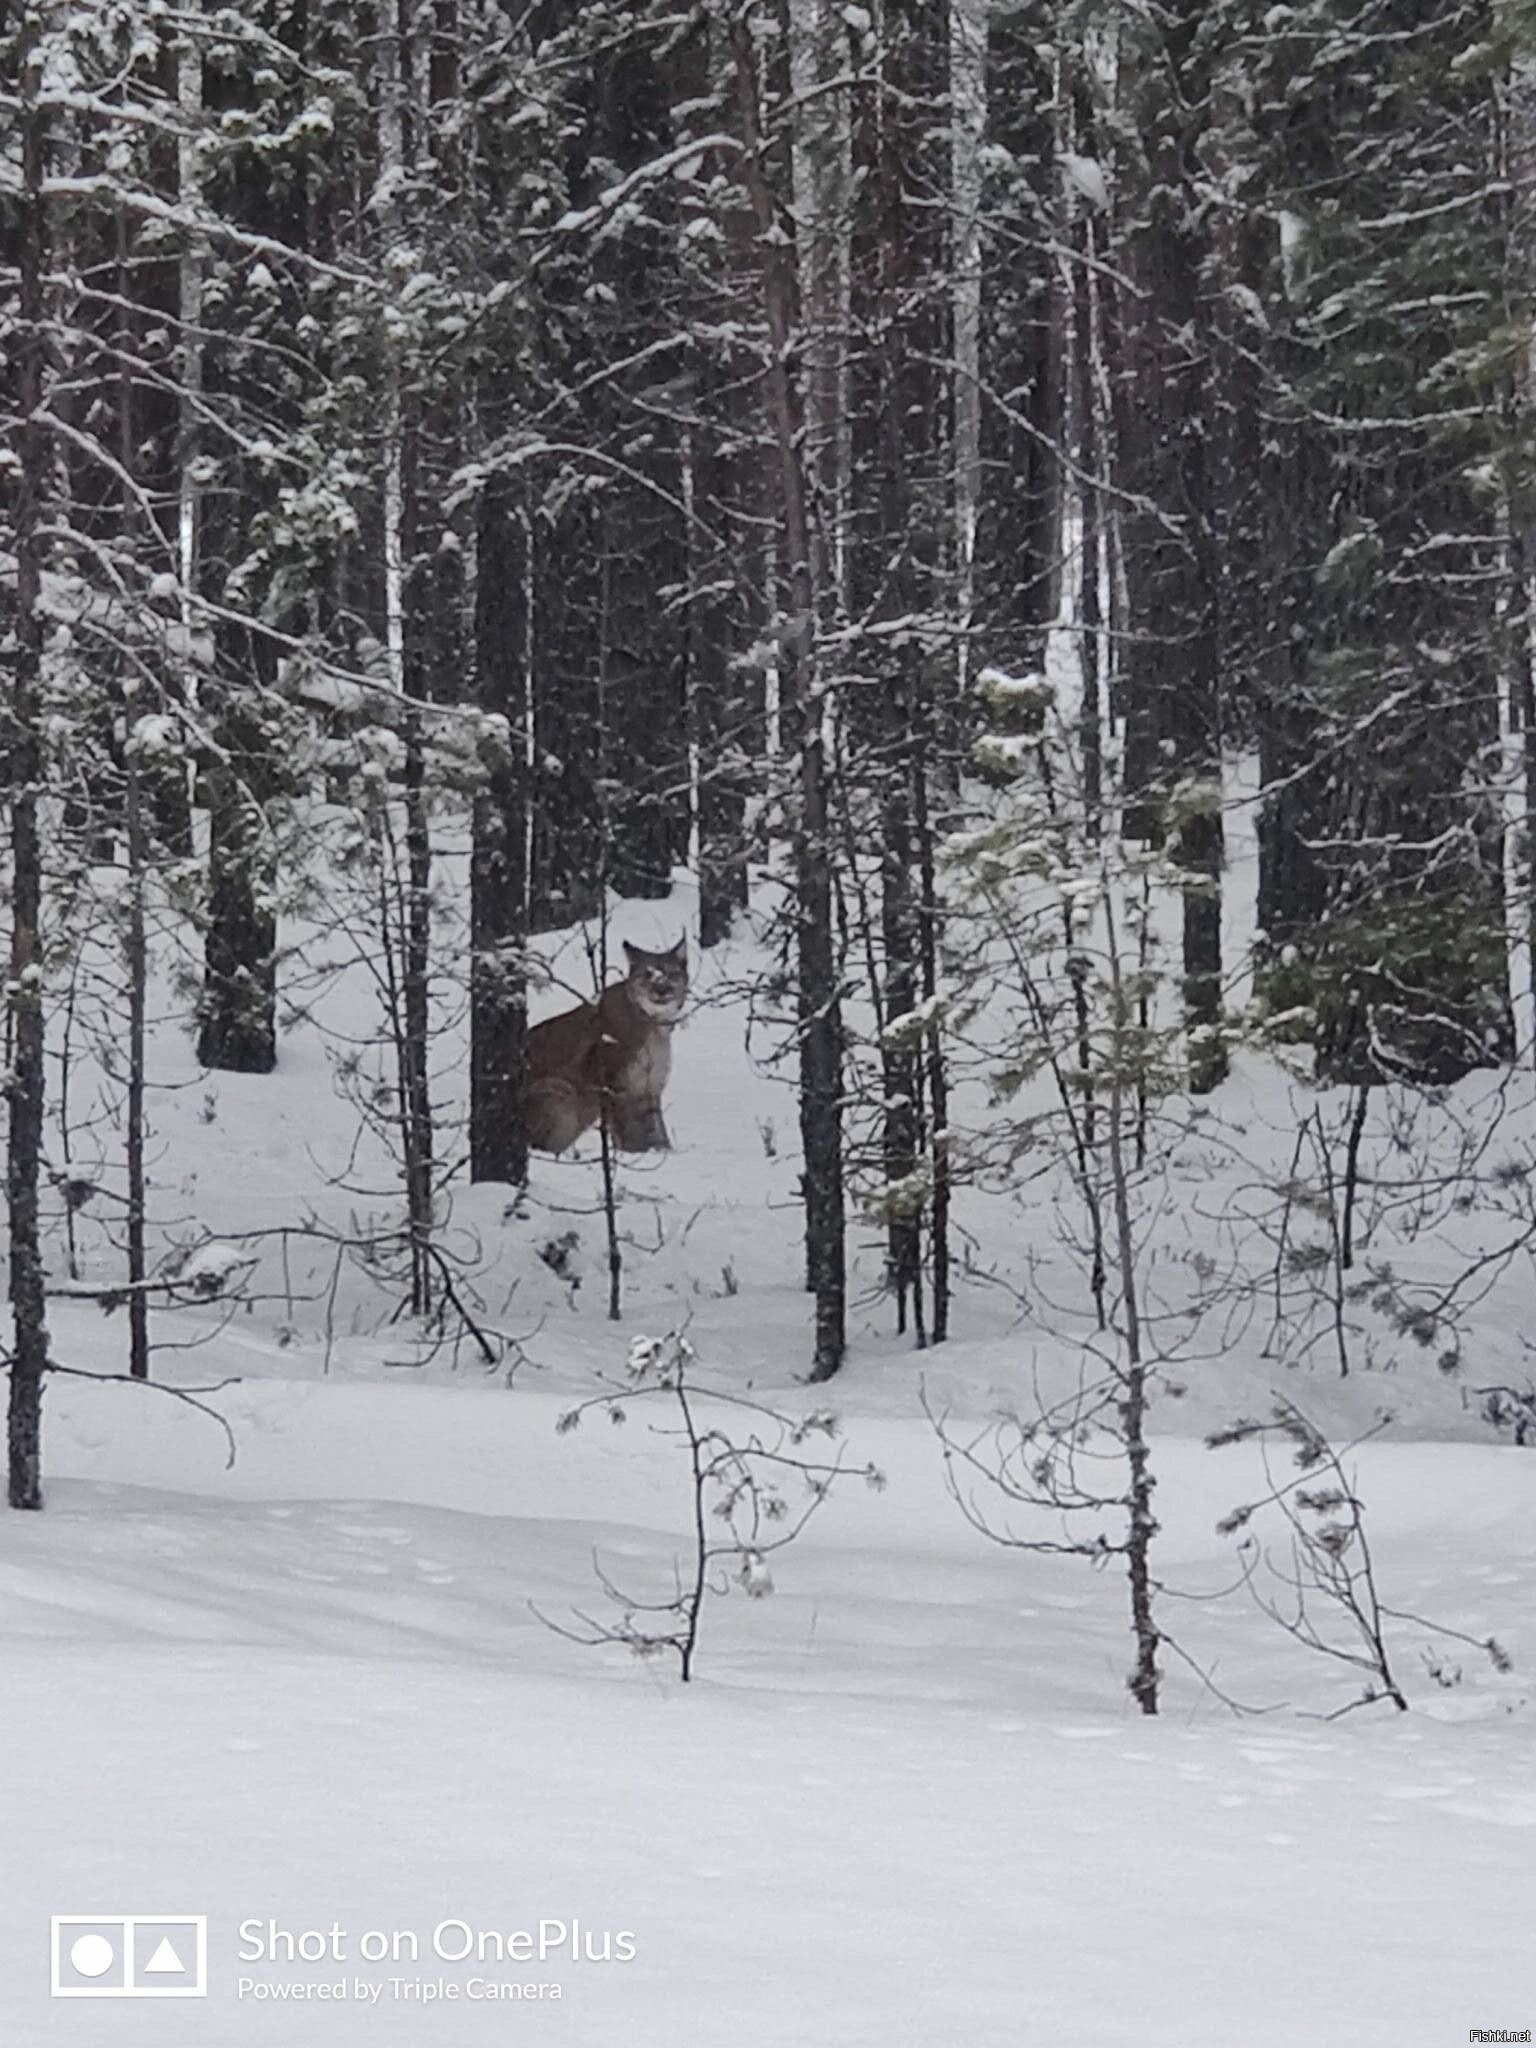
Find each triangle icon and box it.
[144,1938,186,1975]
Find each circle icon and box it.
[69,1934,116,1979]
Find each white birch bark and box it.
[1502,52,1536,1054]
[176,13,204,657]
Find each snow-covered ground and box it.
[7,1393,1534,2045]
[5,850,1535,2044]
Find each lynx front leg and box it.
[526,1078,587,1156]
[610,1096,671,1152]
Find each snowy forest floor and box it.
[4,850,1535,2043]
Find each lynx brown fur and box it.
[524,940,688,1155]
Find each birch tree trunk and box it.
[1502,49,1536,1052]
[735,11,846,1380]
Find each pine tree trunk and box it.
[400,706,434,1311]
[688,415,750,950]
[198,648,279,1074]
[7,24,53,1508]
[864,0,948,1339]
[191,40,280,1077]
[914,698,950,1344]
[1254,340,1328,1021]
[799,720,846,1381]
[167,4,203,863]
[976,19,1060,664]
[376,0,437,1308]
[527,505,603,932]
[117,224,151,1383]
[1114,5,1226,1091]
[470,473,531,1185]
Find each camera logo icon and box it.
[51,1915,208,1998]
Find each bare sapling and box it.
[542,1330,884,1680]
[1210,1400,1511,1716]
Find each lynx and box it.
[524,939,688,1156]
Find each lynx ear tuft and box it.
[622,941,639,964]
[670,937,687,962]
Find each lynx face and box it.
[623,939,689,1024]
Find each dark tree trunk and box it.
[568,22,688,907]
[859,0,949,1339]
[914,710,950,1344]
[603,541,684,903]
[469,474,531,1185]
[527,500,604,931]
[125,743,151,1383]
[7,27,52,1508]
[198,640,279,1075]
[975,20,1061,667]
[798,726,846,1382]
[1254,348,1329,1023]
[400,704,435,1309]
[117,215,151,1383]
[682,14,763,951]
[398,416,436,1311]
[1114,5,1227,1091]
[689,413,751,950]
